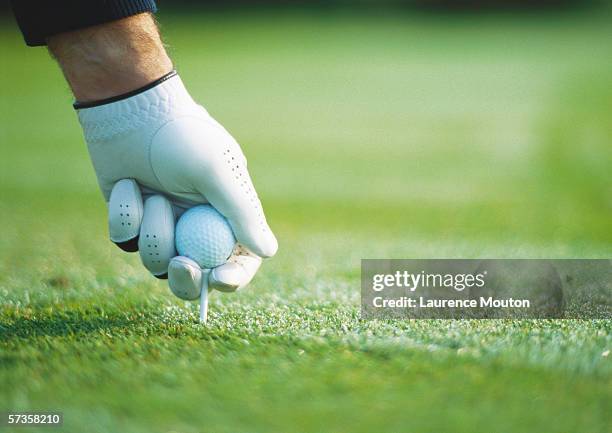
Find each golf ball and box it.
[175,205,236,268]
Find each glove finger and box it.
[168,256,202,300]
[108,179,144,252]
[210,246,262,292]
[138,195,176,279]
[169,252,261,296]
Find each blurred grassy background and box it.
[0,2,611,433]
[1,3,611,246]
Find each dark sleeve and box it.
[9,0,157,47]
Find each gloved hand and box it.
[76,71,278,298]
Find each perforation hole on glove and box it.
[220,145,270,234]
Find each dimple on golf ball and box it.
[175,205,236,268]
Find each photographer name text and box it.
[372,296,530,309]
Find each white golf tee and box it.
[200,269,211,323]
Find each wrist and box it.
[73,70,178,109]
[48,13,173,104]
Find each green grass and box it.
[1,8,611,433]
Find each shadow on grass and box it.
[0,307,279,344]
[0,309,156,340]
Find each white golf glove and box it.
[76,71,278,298]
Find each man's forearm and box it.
[47,13,173,104]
